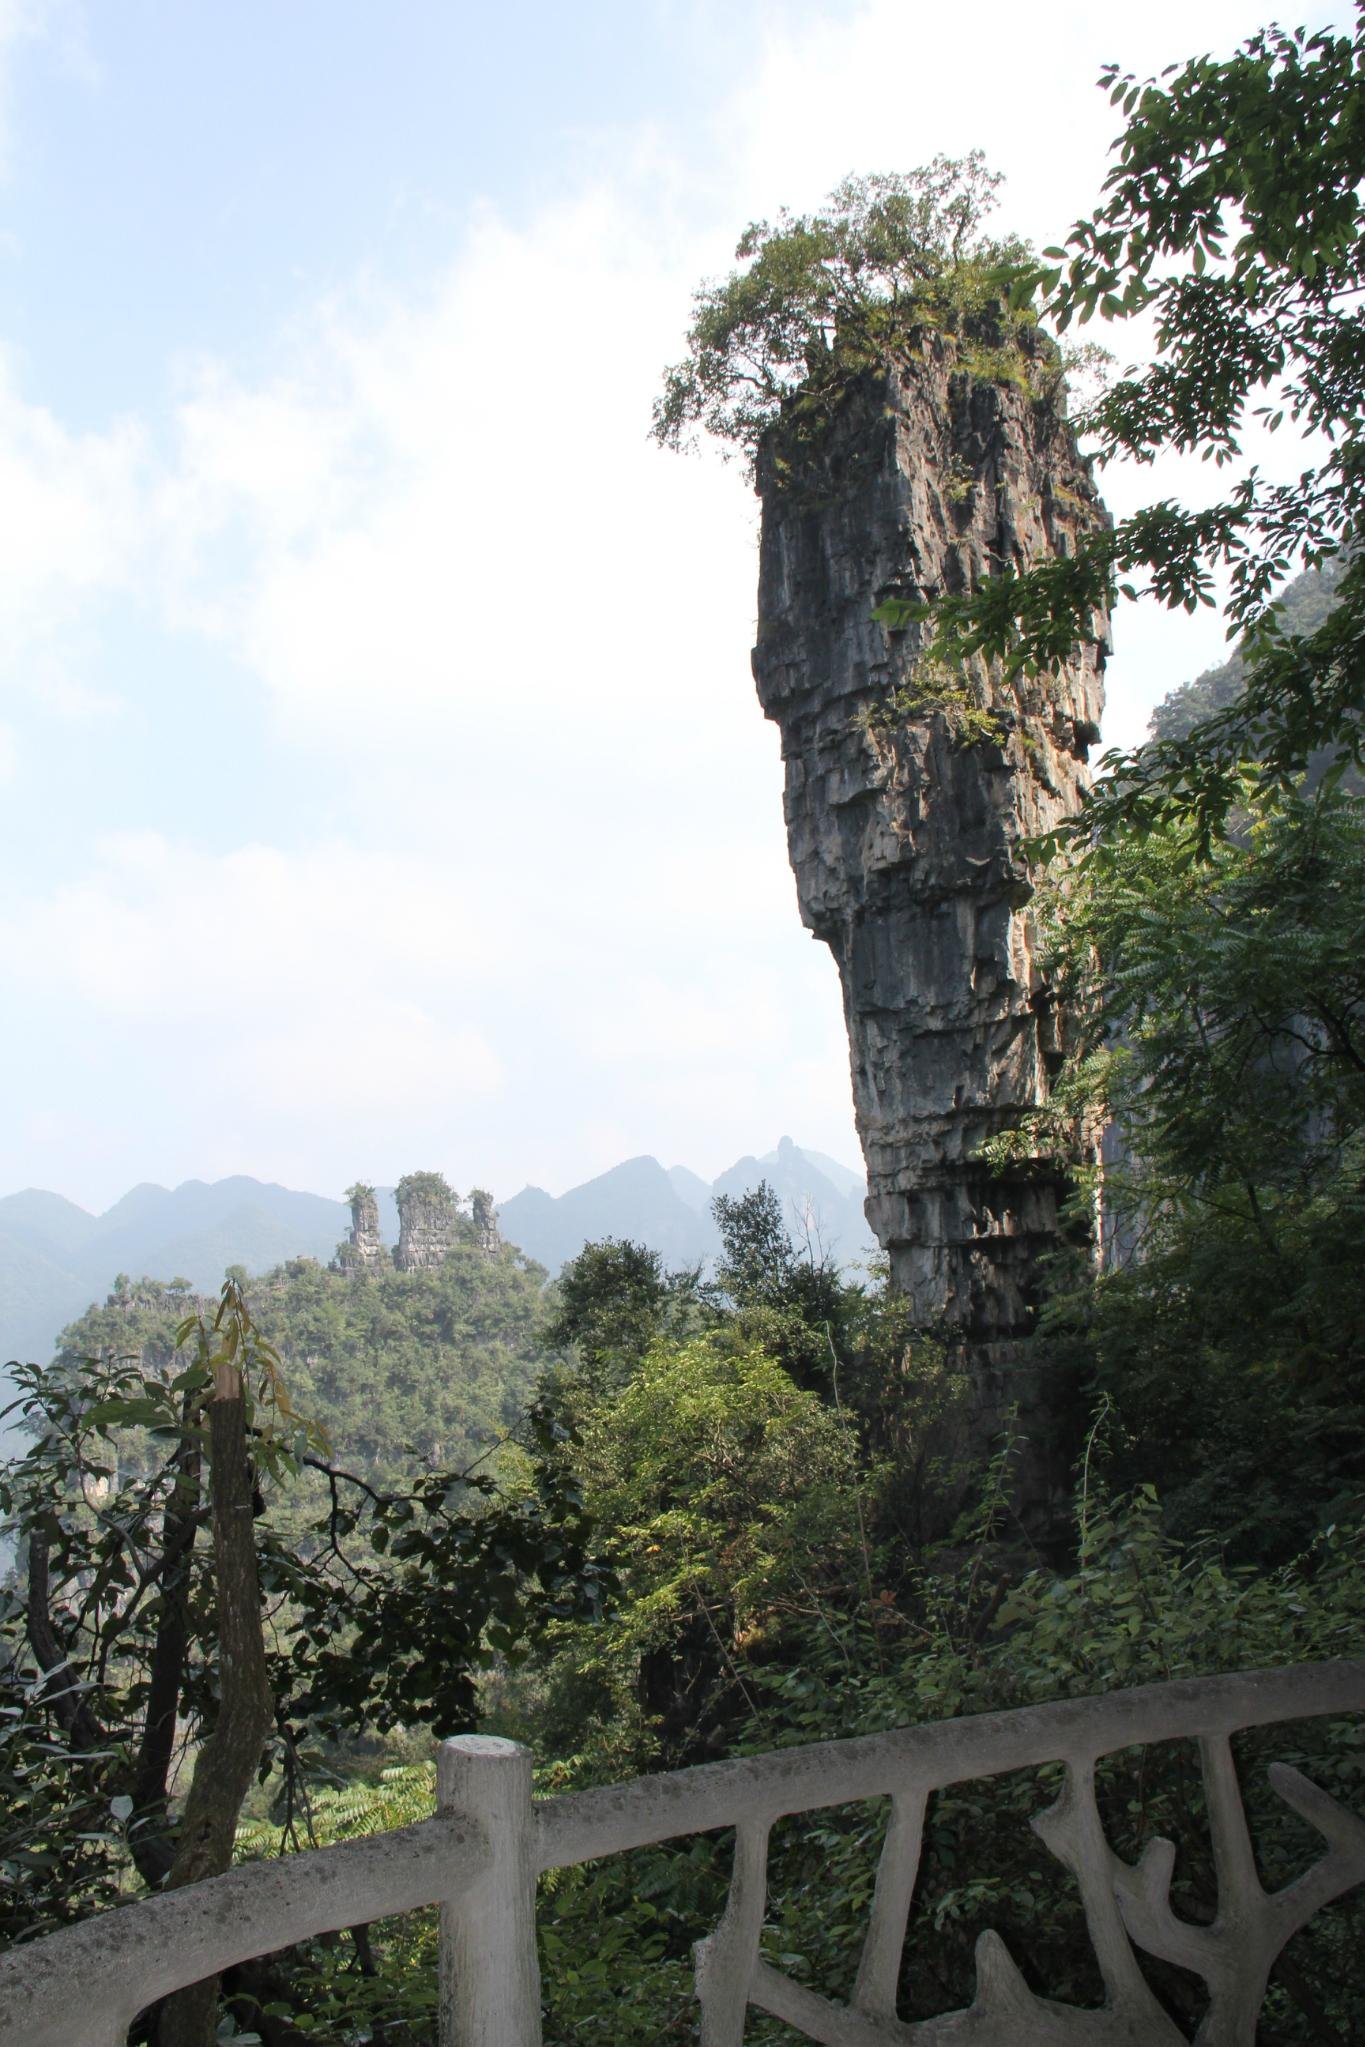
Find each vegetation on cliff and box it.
[652,155,1044,475]
[928,17,1365,852]
[985,775,1365,1554]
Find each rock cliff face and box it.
[394,1173,457,1272]
[469,1187,501,1258]
[334,1174,501,1276]
[752,328,1107,1344]
[341,1184,390,1274]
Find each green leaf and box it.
[83,1398,170,1430]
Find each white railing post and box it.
[438,1735,543,2047]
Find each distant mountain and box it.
[0,1188,101,1262]
[1148,560,1349,758]
[666,1164,713,1213]
[0,1178,355,1448]
[790,1146,866,1201]
[500,1157,718,1275]
[498,1137,876,1279]
[713,1136,871,1267]
[0,1143,874,1449]
[0,1231,93,1376]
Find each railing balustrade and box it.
[1,1660,1361,2047]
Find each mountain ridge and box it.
[0,1142,873,1443]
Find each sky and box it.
[0,0,1346,1214]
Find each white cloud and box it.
[572,966,790,1066]
[0,356,143,709]
[0,831,507,1193]
[161,371,358,554]
[156,185,756,760]
[723,1,1274,241]
[1,832,487,1019]
[0,363,140,595]
[219,998,502,1119]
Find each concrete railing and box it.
[2,1661,1362,2046]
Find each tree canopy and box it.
[652,155,1031,471]
[925,16,1365,849]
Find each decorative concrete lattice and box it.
[689,1741,1364,2044]
[538,1664,1365,2047]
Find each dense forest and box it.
[4,14,1364,2045]
[52,1226,549,1488]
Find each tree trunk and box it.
[128,1407,202,1890]
[156,1380,274,2047]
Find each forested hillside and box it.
[1147,561,1342,742]
[52,1232,550,1485]
[0,1140,872,1414]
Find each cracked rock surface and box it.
[752,333,1108,1343]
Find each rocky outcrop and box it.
[334,1173,501,1275]
[752,325,1107,1345]
[469,1188,501,1257]
[339,1183,391,1274]
[394,1172,457,1272]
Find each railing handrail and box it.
[535,1657,1365,1867]
[0,1812,489,2047]
[1,1658,1362,2047]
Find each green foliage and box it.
[540,1238,698,1397]
[652,157,1034,473]
[393,1170,455,1210]
[752,1481,1365,2035]
[236,1759,438,1859]
[515,1334,867,1780]
[711,1179,857,1389]
[925,17,1365,852]
[854,652,1008,750]
[234,1765,442,2043]
[532,1469,1365,2041]
[0,1276,607,2008]
[985,784,1365,1552]
[539,1835,726,2044]
[55,1236,549,1486]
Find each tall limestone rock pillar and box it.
[340,1183,391,1274]
[752,328,1107,1355]
[470,1187,501,1258]
[394,1172,457,1272]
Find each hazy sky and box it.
[0,0,1343,1212]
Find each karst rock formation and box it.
[752,326,1107,1364]
[335,1173,501,1276]
[341,1184,390,1273]
[394,1174,457,1272]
